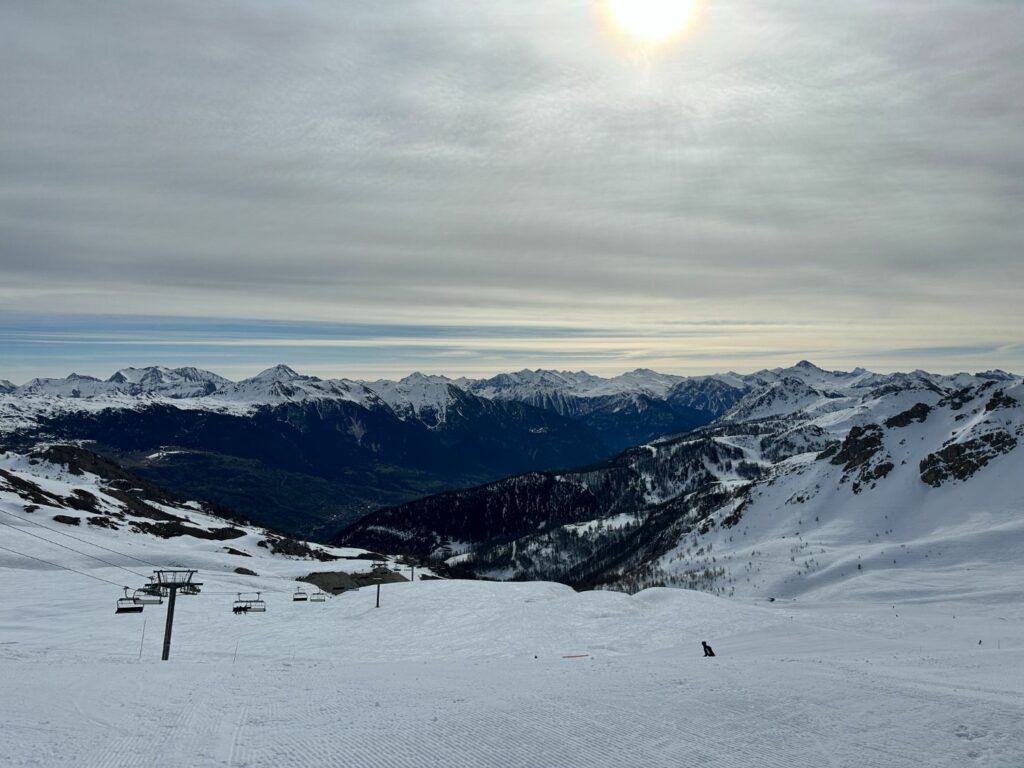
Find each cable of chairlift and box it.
[0,511,312,595]
[0,518,151,581]
[0,543,129,588]
[1,509,403,604]
[0,507,165,567]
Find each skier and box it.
[701,641,715,657]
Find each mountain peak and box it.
[251,364,303,382]
[403,371,436,382]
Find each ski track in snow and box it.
[5,651,1022,767]
[2,577,1023,768]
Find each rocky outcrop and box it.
[920,431,1018,487]
[885,403,932,428]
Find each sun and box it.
[606,0,699,46]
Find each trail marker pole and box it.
[376,582,381,608]
[139,619,146,661]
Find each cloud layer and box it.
[1,0,1021,377]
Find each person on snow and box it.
[701,641,715,657]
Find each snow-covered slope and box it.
[2,421,1022,767]
[0,445,400,576]
[2,508,1023,767]
[341,374,1024,603]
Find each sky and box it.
[1,0,1022,382]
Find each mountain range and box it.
[335,362,1024,600]
[2,359,1020,598]
[0,363,748,536]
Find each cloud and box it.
[0,0,1021,375]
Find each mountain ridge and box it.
[335,369,1024,600]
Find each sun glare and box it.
[606,0,698,46]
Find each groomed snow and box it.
[1,551,1022,766]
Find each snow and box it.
[1,448,1024,766]
[365,372,460,424]
[2,362,1018,440]
[0,365,387,435]
[562,512,638,535]
[650,378,1024,601]
[464,367,696,401]
[2,363,1023,766]
[1,567,1022,767]
[214,366,385,409]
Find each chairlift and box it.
[115,587,144,614]
[310,591,326,603]
[232,592,266,614]
[292,588,309,602]
[131,588,163,606]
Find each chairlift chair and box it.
[131,588,163,606]
[292,588,309,602]
[115,587,144,614]
[310,591,326,603]
[232,592,266,614]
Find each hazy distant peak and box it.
[249,364,306,382]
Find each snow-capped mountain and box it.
[3,360,1021,570]
[4,365,381,411]
[719,376,842,423]
[367,372,464,427]
[0,365,612,539]
[214,364,385,409]
[337,370,1024,601]
[464,367,685,401]
[450,368,745,450]
[107,366,231,397]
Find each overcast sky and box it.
[1,0,1022,381]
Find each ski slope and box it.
[1,441,1023,767]
[2,559,1023,766]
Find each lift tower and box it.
[147,569,202,661]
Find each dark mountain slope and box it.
[20,398,608,539]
